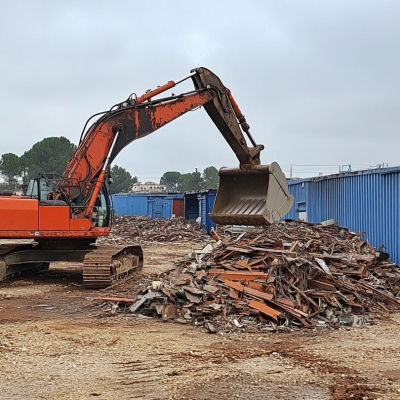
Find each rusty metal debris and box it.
[97,216,209,245]
[92,221,400,332]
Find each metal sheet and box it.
[128,195,148,216]
[111,194,129,216]
[172,198,184,217]
[111,194,152,216]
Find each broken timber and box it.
[93,220,400,333]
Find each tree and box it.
[21,137,77,181]
[202,166,219,189]
[160,171,182,192]
[180,169,203,192]
[0,153,22,189]
[160,166,219,192]
[108,165,137,194]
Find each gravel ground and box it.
[1,242,400,400]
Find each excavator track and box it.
[0,240,143,289]
[82,245,143,289]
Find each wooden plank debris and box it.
[208,270,268,280]
[223,280,244,292]
[95,219,400,333]
[93,296,137,303]
[248,299,281,321]
[243,287,274,302]
[97,215,209,245]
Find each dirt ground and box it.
[1,242,400,400]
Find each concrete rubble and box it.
[92,220,400,333]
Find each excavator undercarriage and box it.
[0,239,143,289]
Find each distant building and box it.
[132,181,166,193]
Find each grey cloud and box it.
[0,0,399,179]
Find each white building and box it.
[132,181,166,193]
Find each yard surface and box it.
[1,243,400,400]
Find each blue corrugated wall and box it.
[111,193,183,218]
[184,190,217,233]
[128,195,148,216]
[284,167,400,265]
[112,194,148,216]
[111,194,129,216]
[147,196,173,219]
[283,180,308,220]
[200,190,217,233]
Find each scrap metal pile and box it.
[97,215,209,244]
[95,221,400,332]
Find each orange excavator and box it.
[0,67,293,288]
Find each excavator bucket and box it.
[209,162,294,226]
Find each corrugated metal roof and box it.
[287,165,400,185]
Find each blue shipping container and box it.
[111,194,129,216]
[147,196,173,219]
[128,195,148,216]
[111,194,148,216]
[200,190,217,233]
[112,193,184,218]
[185,193,201,220]
[184,190,216,233]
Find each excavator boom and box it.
[0,67,293,288]
[58,67,293,225]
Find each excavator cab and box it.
[91,185,112,228]
[25,173,111,228]
[25,173,63,200]
[210,162,293,226]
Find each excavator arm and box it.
[57,67,293,225]
[191,67,263,166]
[0,67,293,288]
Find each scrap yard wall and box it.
[284,166,400,265]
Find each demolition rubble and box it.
[93,220,400,333]
[97,215,209,244]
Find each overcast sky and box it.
[1,1,399,180]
